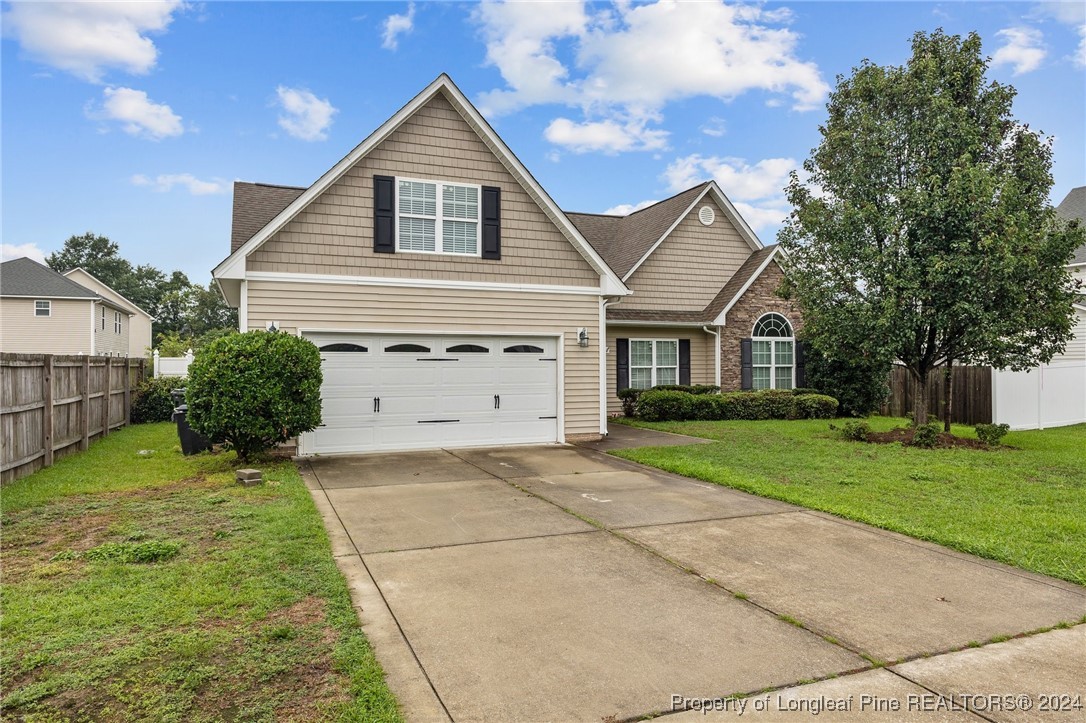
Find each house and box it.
[0,257,148,357]
[212,74,801,455]
[61,268,154,358]
[991,186,1086,430]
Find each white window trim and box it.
[394,176,482,257]
[630,338,679,390]
[34,300,51,317]
[751,313,795,390]
[114,311,122,334]
[100,306,106,330]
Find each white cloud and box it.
[473,0,827,155]
[664,154,797,232]
[382,2,416,50]
[92,87,184,139]
[131,173,227,195]
[544,116,668,153]
[1,1,184,83]
[1,243,47,264]
[991,27,1047,75]
[1032,3,1085,65]
[700,117,727,137]
[275,86,337,141]
[603,199,659,215]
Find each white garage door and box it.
[301,333,559,454]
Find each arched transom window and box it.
[752,313,795,390]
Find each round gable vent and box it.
[698,205,716,226]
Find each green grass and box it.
[612,417,1086,586]
[1,423,401,722]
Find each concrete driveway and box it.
[301,429,1085,722]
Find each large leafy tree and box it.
[779,30,1084,427]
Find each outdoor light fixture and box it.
[266,321,279,332]
[578,327,589,347]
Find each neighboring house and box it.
[991,186,1086,429]
[62,268,154,357]
[0,257,136,356]
[212,74,800,455]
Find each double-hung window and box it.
[101,306,106,330]
[630,339,678,389]
[397,178,480,255]
[751,313,794,390]
[34,300,51,317]
[114,311,122,334]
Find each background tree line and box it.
[46,232,237,355]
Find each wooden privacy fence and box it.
[1,354,146,483]
[880,365,993,425]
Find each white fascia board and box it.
[1,294,101,300]
[246,270,604,296]
[620,181,764,283]
[711,246,781,326]
[213,74,630,296]
[606,320,709,328]
[62,267,152,318]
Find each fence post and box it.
[101,359,110,437]
[42,355,54,467]
[81,355,90,450]
[123,359,132,428]
[153,349,160,378]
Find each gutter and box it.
[600,297,623,435]
[703,325,721,389]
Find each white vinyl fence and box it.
[153,349,193,378]
[993,361,1086,430]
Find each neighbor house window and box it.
[752,313,794,390]
[34,300,51,317]
[630,339,678,390]
[396,178,480,255]
[114,311,122,334]
[101,306,106,329]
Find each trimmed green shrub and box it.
[975,423,1010,446]
[635,389,840,422]
[803,343,891,417]
[130,376,186,424]
[617,388,641,417]
[618,384,720,417]
[791,387,821,396]
[653,384,721,395]
[186,331,322,462]
[912,421,941,448]
[832,420,871,441]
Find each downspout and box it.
[600,297,623,435]
[703,325,721,390]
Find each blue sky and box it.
[3,1,1084,283]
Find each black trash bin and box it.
[172,403,212,456]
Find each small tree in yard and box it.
[186,331,322,462]
[779,30,1084,429]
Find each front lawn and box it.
[612,417,1086,586]
[1,423,401,721]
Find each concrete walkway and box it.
[301,430,1085,722]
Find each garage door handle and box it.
[494,394,500,409]
[374,397,380,413]
[418,419,460,424]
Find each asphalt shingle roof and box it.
[1055,186,1086,265]
[231,181,306,252]
[702,245,779,322]
[1,257,99,299]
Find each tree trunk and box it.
[942,361,954,433]
[911,368,930,425]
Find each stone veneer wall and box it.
[718,262,804,391]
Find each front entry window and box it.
[752,313,794,390]
[630,339,678,389]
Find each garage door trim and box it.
[296,328,566,455]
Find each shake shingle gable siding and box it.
[243,93,597,286]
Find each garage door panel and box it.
[303,333,559,454]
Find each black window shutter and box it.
[616,338,629,392]
[740,338,753,390]
[373,175,395,254]
[678,339,691,385]
[795,341,807,388]
[481,186,501,260]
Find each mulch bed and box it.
[866,427,1000,450]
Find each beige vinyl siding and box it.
[248,93,598,287]
[605,325,715,415]
[624,198,755,311]
[92,302,130,357]
[246,280,602,437]
[0,298,94,354]
[64,268,152,357]
[1052,308,1086,363]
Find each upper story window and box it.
[101,306,106,330]
[751,313,794,390]
[114,311,122,334]
[397,178,480,256]
[34,300,51,317]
